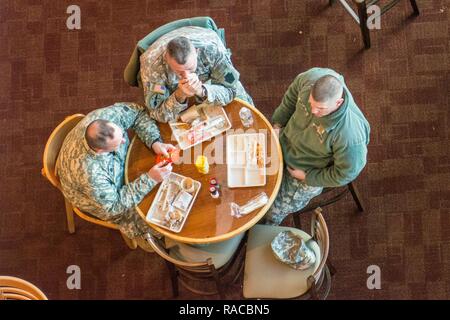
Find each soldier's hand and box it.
[273,123,282,138]
[148,161,173,183]
[152,142,176,157]
[287,166,306,181]
[177,78,196,98]
[186,74,203,96]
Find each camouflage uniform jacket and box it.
[56,103,161,237]
[140,26,252,122]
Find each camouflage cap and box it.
[270,230,317,270]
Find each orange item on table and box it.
[155,149,180,165]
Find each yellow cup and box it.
[195,155,209,174]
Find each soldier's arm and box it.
[200,48,239,106]
[144,84,188,123]
[90,170,157,217]
[304,142,368,188]
[271,73,304,127]
[109,102,162,148]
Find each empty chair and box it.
[146,233,246,299]
[0,276,48,300]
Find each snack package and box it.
[155,148,180,165]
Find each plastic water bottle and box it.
[239,107,254,127]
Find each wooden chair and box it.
[243,208,334,299]
[0,276,48,300]
[329,0,419,48]
[146,233,247,299]
[292,181,365,229]
[41,114,137,250]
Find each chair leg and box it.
[211,269,226,299]
[121,232,137,250]
[321,266,332,300]
[326,257,337,276]
[166,261,179,298]
[409,0,419,15]
[64,198,75,234]
[348,182,365,212]
[356,0,371,49]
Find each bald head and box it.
[85,120,124,152]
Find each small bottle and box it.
[209,186,219,198]
[210,178,220,190]
[239,107,254,127]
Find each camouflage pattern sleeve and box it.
[110,102,161,148]
[202,47,240,106]
[88,162,157,217]
[144,83,188,123]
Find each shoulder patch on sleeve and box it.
[224,72,236,84]
[150,83,166,95]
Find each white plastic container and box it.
[226,133,266,188]
[169,105,232,150]
[146,172,201,233]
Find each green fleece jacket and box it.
[272,68,370,188]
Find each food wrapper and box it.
[230,192,269,218]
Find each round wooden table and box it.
[125,99,283,244]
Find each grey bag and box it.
[271,230,317,270]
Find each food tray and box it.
[146,172,201,233]
[226,133,266,188]
[169,104,232,150]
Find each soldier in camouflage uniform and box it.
[265,68,370,225]
[56,102,175,245]
[139,26,254,123]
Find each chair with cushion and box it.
[146,232,246,299]
[330,0,419,48]
[124,16,226,88]
[0,276,48,300]
[41,114,137,250]
[243,208,334,299]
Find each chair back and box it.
[0,276,48,300]
[308,208,330,286]
[147,234,214,273]
[42,114,84,189]
[147,234,245,298]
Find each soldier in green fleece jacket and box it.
[266,67,370,225]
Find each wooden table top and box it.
[125,98,283,244]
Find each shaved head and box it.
[167,36,195,65]
[311,75,343,103]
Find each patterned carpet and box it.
[0,0,448,299]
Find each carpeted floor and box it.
[0,0,448,299]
